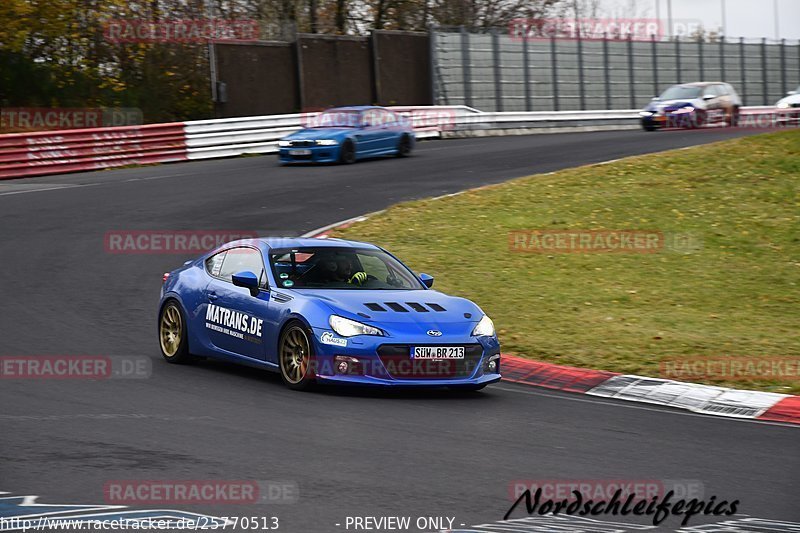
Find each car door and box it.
[354,109,384,154]
[703,85,724,123]
[203,246,270,360]
[376,109,403,153]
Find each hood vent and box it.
[364,302,447,313]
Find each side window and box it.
[703,86,716,98]
[218,247,267,286]
[715,84,727,96]
[379,109,395,127]
[362,110,378,127]
[205,251,226,278]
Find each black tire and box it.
[642,124,657,132]
[339,140,356,164]
[690,110,707,128]
[727,107,740,127]
[158,300,191,364]
[278,321,316,391]
[396,134,412,157]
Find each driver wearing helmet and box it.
[322,254,368,285]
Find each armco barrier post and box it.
[491,28,503,112]
[675,37,681,84]
[761,38,768,105]
[627,35,635,109]
[779,38,786,94]
[429,26,438,105]
[740,37,747,106]
[550,35,559,111]
[720,37,726,82]
[460,27,472,108]
[698,39,704,81]
[523,31,531,111]
[652,34,659,97]
[577,31,586,110]
[603,34,611,109]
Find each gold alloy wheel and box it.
[280,327,310,384]
[160,304,183,357]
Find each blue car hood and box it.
[298,289,483,327]
[286,128,353,140]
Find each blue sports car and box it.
[158,238,501,391]
[279,106,415,164]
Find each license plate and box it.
[289,149,311,156]
[411,346,464,359]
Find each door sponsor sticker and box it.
[205,304,263,344]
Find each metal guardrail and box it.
[0,106,784,179]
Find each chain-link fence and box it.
[433,28,800,111]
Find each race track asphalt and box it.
[0,128,797,532]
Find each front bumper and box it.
[310,327,502,387]
[279,145,341,164]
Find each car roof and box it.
[675,82,726,87]
[323,106,384,112]
[259,237,381,251]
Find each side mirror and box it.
[702,94,714,101]
[788,90,797,95]
[651,96,659,101]
[232,271,261,296]
[419,273,434,288]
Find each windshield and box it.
[269,247,424,290]
[310,110,361,128]
[658,86,702,100]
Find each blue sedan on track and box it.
[158,238,501,391]
[279,106,415,164]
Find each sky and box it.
[584,0,800,40]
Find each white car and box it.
[775,86,800,125]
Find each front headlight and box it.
[316,139,339,146]
[278,140,291,147]
[329,315,383,337]
[472,315,495,337]
[776,102,790,109]
[638,111,653,117]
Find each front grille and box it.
[290,140,316,147]
[377,344,483,379]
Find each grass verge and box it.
[333,131,800,393]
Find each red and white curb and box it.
[502,356,800,425]
[303,216,800,427]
